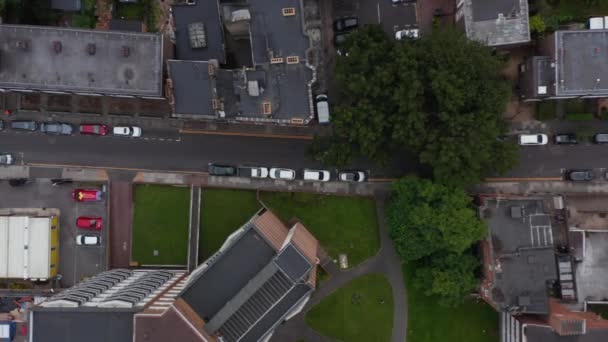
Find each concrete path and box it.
[109,181,133,268]
[270,196,408,342]
[188,186,201,271]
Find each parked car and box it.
[0,153,13,165]
[554,133,577,145]
[8,178,30,187]
[338,171,366,182]
[594,133,608,144]
[208,163,237,176]
[10,120,38,131]
[395,29,420,40]
[518,134,548,145]
[316,95,330,124]
[269,168,296,180]
[237,167,269,178]
[333,17,358,32]
[79,124,108,136]
[76,216,103,230]
[113,126,142,137]
[40,122,74,135]
[565,169,594,181]
[303,169,331,182]
[72,189,103,202]
[76,234,101,246]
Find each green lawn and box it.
[306,273,393,342]
[132,184,190,265]
[261,192,380,267]
[404,264,499,342]
[199,189,261,262]
[588,304,608,319]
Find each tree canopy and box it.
[317,25,517,186]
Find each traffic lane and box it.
[508,144,608,178]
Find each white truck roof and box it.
[0,216,52,280]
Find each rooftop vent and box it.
[282,7,296,16]
[53,41,62,54]
[87,43,96,55]
[212,99,219,109]
[538,86,547,95]
[208,63,215,75]
[15,40,28,51]
[263,102,272,115]
[231,9,251,22]
[188,22,207,49]
[270,57,284,64]
[122,46,130,58]
[248,80,261,96]
[286,56,300,64]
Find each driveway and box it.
[109,181,133,268]
[333,0,417,37]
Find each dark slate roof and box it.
[50,0,81,11]
[275,244,311,282]
[179,226,276,321]
[172,2,225,62]
[167,60,214,116]
[240,283,312,342]
[109,19,143,32]
[525,325,608,342]
[471,0,519,21]
[31,309,134,342]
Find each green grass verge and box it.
[115,3,145,20]
[306,273,393,342]
[566,112,594,121]
[588,304,608,319]
[132,184,190,265]
[404,263,499,342]
[199,189,261,262]
[261,192,380,267]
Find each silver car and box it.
[0,153,13,165]
[40,122,74,135]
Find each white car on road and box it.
[113,126,142,137]
[269,168,296,180]
[303,169,331,182]
[518,134,548,145]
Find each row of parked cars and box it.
[0,119,142,137]
[518,133,608,145]
[208,164,367,182]
[72,188,104,246]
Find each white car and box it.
[395,29,419,40]
[269,168,296,180]
[518,134,548,145]
[76,234,101,246]
[338,171,366,182]
[0,153,14,165]
[303,169,331,182]
[250,167,269,178]
[113,126,142,137]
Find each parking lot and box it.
[0,177,108,288]
[333,0,418,37]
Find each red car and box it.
[79,124,108,136]
[72,189,103,202]
[76,216,103,230]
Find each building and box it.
[520,30,608,101]
[456,0,530,47]
[167,0,315,124]
[0,25,163,98]
[0,215,59,281]
[29,209,320,342]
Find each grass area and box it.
[199,189,261,261]
[71,0,96,28]
[536,101,557,121]
[261,192,380,267]
[566,112,594,121]
[306,273,393,342]
[588,304,608,319]
[404,264,499,342]
[132,184,190,265]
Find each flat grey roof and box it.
[172,2,225,63]
[167,60,215,116]
[31,309,134,342]
[484,199,558,314]
[0,25,162,96]
[555,30,608,97]
[276,244,311,282]
[525,325,608,342]
[249,0,309,64]
[462,0,530,46]
[179,226,276,321]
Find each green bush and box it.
[530,15,546,34]
[566,112,594,121]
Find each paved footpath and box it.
[188,186,201,272]
[270,195,408,342]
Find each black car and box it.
[333,17,358,32]
[566,169,594,181]
[208,163,237,176]
[554,133,577,144]
[40,122,74,135]
[11,120,38,131]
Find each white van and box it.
[316,94,330,124]
[518,134,548,145]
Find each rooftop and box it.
[0,25,163,97]
[481,199,558,314]
[555,30,608,97]
[167,60,216,116]
[574,232,608,304]
[460,0,530,47]
[172,2,225,63]
[525,325,608,342]
[31,309,135,342]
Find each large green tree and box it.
[387,176,486,261]
[318,26,517,186]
